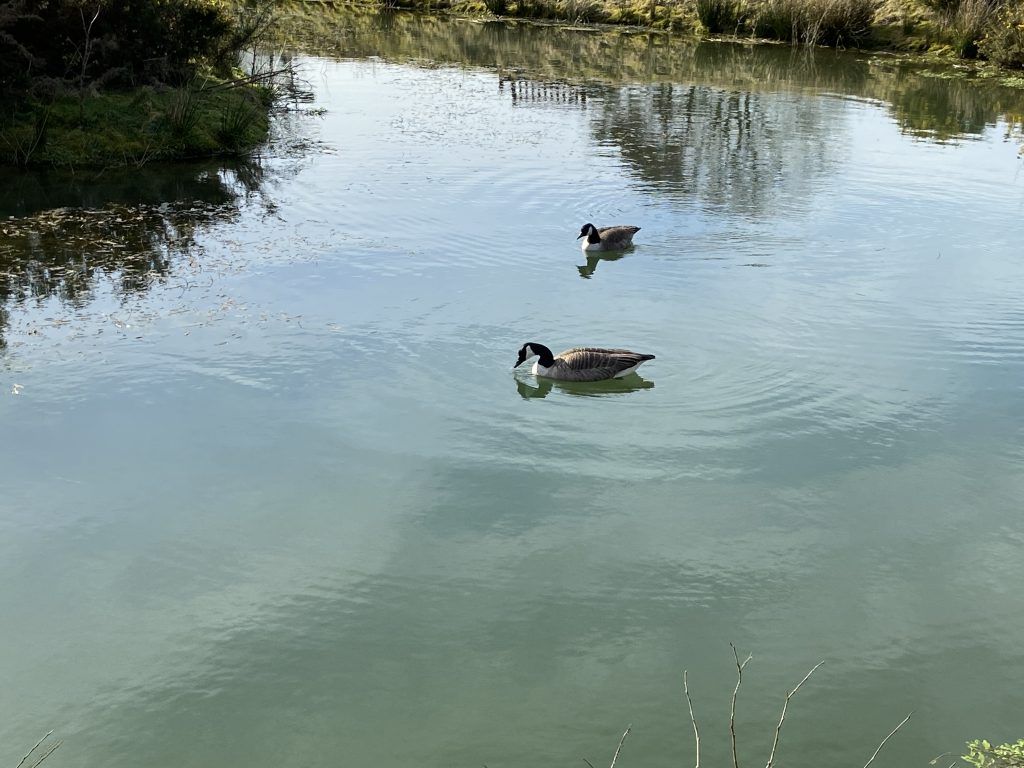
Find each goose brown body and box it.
[515,343,655,382]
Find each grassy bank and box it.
[350,0,1024,68]
[1,81,271,168]
[0,0,279,168]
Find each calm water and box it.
[2,10,1024,768]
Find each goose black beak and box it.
[576,232,584,239]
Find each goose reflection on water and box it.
[577,250,630,279]
[515,374,654,399]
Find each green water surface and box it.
[2,11,1024,768]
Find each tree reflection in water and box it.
[0,160,267,350]
[276,5,1023,146]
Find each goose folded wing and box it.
[554,348,652,381]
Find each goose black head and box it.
[577,223,600,244]
[515,343,553,368]
[515,343,536,368]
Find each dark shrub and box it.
[978,1,1024,68]
[1,0,234,100]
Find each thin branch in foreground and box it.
[16,732,53,768]
[28,740,64,768]
[683,670,700,768]
[583,759,596,768]
[764,660,825,768]
[16,731,62,768]
[862,712,913,768]
[609,726,631,768]
[202,66,294,92]
[730,644,753,768]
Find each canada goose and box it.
[514,343,655,382]
[577,223,640,252]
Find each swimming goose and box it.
[577,223,641,252]
[514,343,655,382]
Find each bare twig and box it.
[28,739,63,768]
[730,644,753,768]
[16,732,61,768]
[16,732,53,768]
[78,2,102,85]
[583,759,596,768]
[862,712,913,768]
[609,726,631,768]
[683,670,700,768]
[764,661,825,768]
[202,66,293,92]
[76,2,102,121]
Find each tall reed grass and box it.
[942,0,995,57]
[697,0,878,45]
[696,0,744,33]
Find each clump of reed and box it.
[909,0,1018,63]
[168,86,201,140]
[215,91,266,154]
[695,0,877,45]
[747,0,878,45]
[933,0,998,57]
[558,0,607,22]
[695,0,745,33]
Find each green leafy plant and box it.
[964,739,1024,768]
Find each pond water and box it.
[2,10,1024,768]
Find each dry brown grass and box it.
[941,0,997,57]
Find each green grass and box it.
[0,82,270,168]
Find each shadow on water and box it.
[0,160,267,217]
[515,373,655,399]
[577,250,630,279]
[0,159,268,350]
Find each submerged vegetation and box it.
[0,0,281,167]
[964,739,1024,768]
